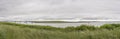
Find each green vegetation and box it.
[0,22,120,39]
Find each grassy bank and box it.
[0,22,120,39]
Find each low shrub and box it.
[75,25,96,31]
[100,24,114,30]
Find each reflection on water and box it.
[14,21,120,27]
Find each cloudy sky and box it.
[0,0,120,20]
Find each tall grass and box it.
[0,22,120,39]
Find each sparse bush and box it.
[75,25,96,31]
[100,24,115,30]
[110,24,120,27]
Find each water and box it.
[15,21,120,27]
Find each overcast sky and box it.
[0,0,120,19]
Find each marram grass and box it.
[0,22,120,39]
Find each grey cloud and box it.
[0,0,120,19]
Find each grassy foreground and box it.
[0,22,120,39]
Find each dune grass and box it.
[0,22,120,39]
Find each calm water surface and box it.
[15,21,120,27]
